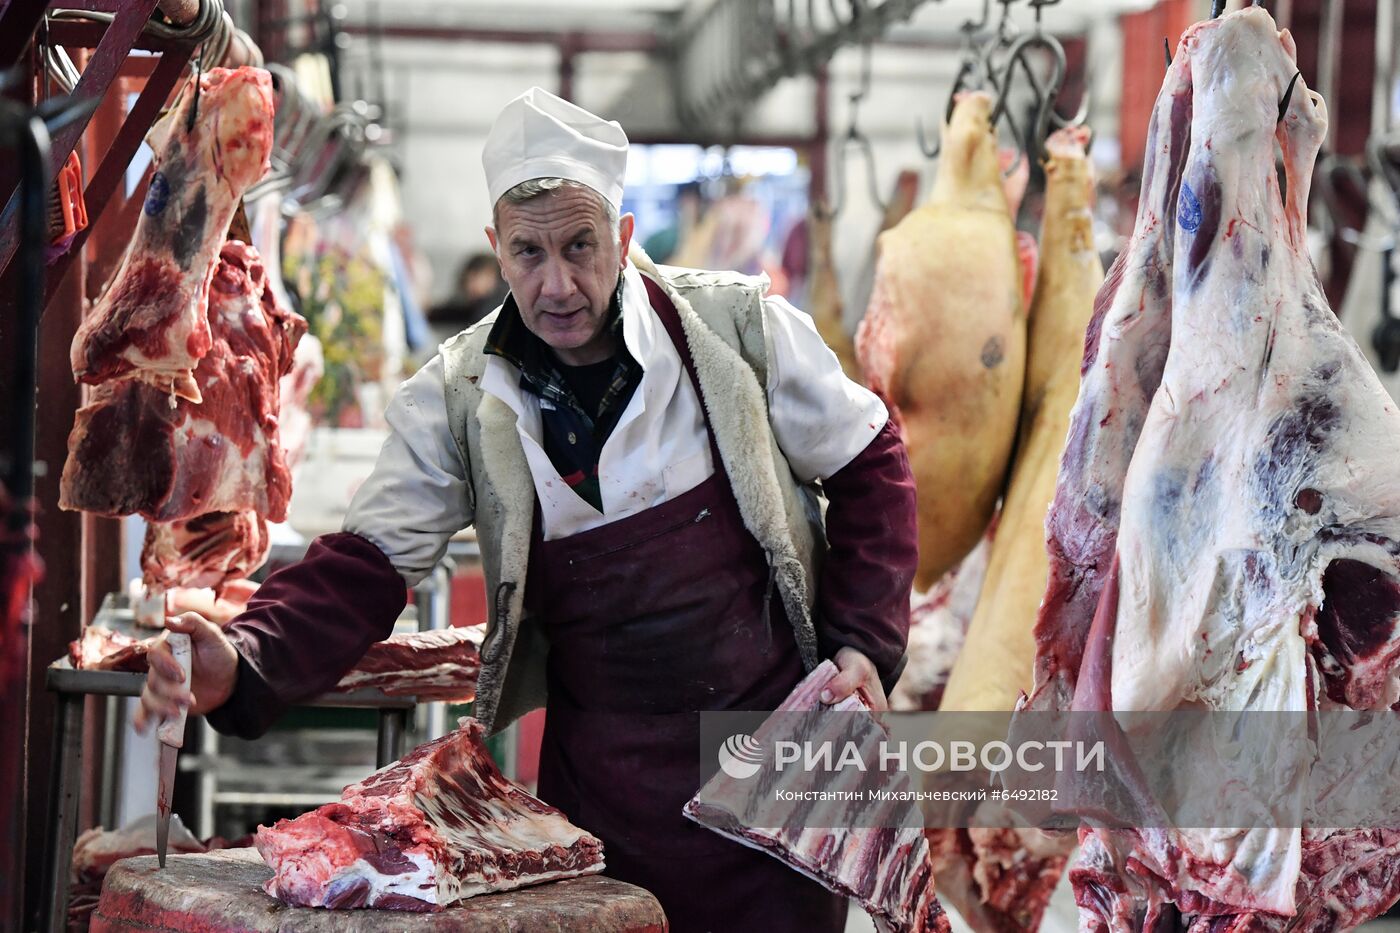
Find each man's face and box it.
[487,186,634,365]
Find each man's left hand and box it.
[820,647,889,711]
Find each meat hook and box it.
[1211,0,1226,18]
[1278,70,1301,123]
[918,0,993,159]
[185,44,203,133]
[988,0,1075,169]
[829,41,886,216]
[1164,37,1172,69]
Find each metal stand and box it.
[44,663,415,933]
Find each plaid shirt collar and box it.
[482,276,639,426]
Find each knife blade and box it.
[156,631,192,869]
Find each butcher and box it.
[136,87,918,931]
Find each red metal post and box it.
[0,0,161,278]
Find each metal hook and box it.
[829,41,886,216]
[1164,37,1172,70]
[186,44,203,134]
[988,0,1069,168]
[918,0,995,159]
[918,59,977,158]
[1211,0,1226,18]
[1278,70,1301,123]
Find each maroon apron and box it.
[526,280,846,933]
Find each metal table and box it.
[44,661,414,933]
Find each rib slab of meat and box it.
[71,626,482,703]
[70,67,274,402]
[61,241,305,522]
[331,627,484,701]
[685,661,950,933]
[255,718,604,910]
[1025,8,1400,929]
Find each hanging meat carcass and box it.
[808,200,861,379]
[942,126,1104,718]
[810,170,921,382]
[1020,43,1192,717]
[857,92,1028,589]
[928,126,1103,933]
[61,241,305,524]
[1026,8,1400,928]
[69,67,274,402]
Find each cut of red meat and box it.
[67,626,147,672]
[926,827,1068,933]
[70,68,274,402]
[61,240,305,522]
[141,510,269,594]
[684,661,949,933]
[331,626,483,701]
[254,718,604,910]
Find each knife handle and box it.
[158,631,192,748]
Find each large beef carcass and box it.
[1030,9,1400,929]
[69,68,273,402]
[857,92,1028,589]
[255,718,604,910]
[1019,43,1192,718]
[928,127,1103,933]
[685,661,950,933]
[61,241,305,523]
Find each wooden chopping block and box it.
[91,847,668,932]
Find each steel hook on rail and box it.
[917,0,994,159]
[988,0,1076,172]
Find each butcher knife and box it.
[155,631,192,869]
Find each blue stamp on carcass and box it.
[1177,182,1201,233]
[144,172,171,216]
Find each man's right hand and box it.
[133,612,239,734]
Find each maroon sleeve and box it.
[815,419,918,691]
[205,532,407,739]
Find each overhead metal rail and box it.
[674,0,939,129]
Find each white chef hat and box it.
[482,87,629,210]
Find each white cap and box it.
[482,87,629,210]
